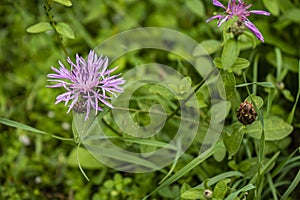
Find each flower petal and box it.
[250,10,270,16]
[206,14,225,23]
[244,19,265,42]
[212,0,226,9]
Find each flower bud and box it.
[237,100,257,125]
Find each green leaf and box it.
[225,184,255,200]
[245,94,264,109]
[282,89,294,102]
[231,58,250,70]
[218,70,236,99]
[213,57,223,69]
[235,82,275,88]
[221,38,239,70]
[149,84,175,100]
[213,178,231,199]
[26,22,52,33]
[287,59,300,124]
[246,116,293,141]
[147,142,224,198]
[263,0,280,16]
[181,183,191,196]
[199,40,221,55]
[281,170,300,199]
[0,117,47,135]
[209,100,231,123]
[283,9,300,23]
[185,0,205,18]
[196,171,244,188]
[213,144,226,162]
[214,57,249,72]
[181,188,205,199]
[56,22,75,39]
[53,0,72,6]
[67,147,104,169]
[223,123,245,158]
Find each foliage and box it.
[1,0,300,199]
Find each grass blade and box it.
[280,169,300,199]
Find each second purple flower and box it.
[47,50,126,120]
[206,0,270,42]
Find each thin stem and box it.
[243,72,265,200]
[252,55,259,95]
[43,0,68,57]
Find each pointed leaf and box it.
[53,0,72,6]
[56,22,75,39]
[263,0,280,16]
[185,0,205,18]
[26,22,53,33]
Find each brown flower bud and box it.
[237,100,257,125]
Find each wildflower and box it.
[206,0,270,42]
[47,50,125,120]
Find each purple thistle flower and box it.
[47,50,126,120]
[206,0,270,42]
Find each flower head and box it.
[47,50,126,120]
[206,0,270,42]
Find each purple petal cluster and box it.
[47,50,125,120]
[206,0,270,42]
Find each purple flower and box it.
[206,0,270,42]
[47,50,126,120]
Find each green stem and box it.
[252,55,259,96]
[243,72,265,200]
[43,0,68,57]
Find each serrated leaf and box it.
[56,22,75,39]
[53,0,72,6]
[221,38,239,70]
[263,0,280,16]
[246,116,293,141]
[26,22,52,33]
